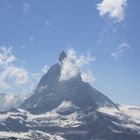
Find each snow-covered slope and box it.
[98,104,140,133]
[0,130,66,140]
[0,103,140,139]
[20,101,84,128]
[98,104,140,123]
[119,105,140,124]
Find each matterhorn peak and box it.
[59,51,67,62]
[21,51,118,114]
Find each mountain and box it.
[0,51,140,140]
[21,51,118,114]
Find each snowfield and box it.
[19,101,84,128]
[98,104,140,133]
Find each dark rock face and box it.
[59,51,67,62]
[5,117,28,132]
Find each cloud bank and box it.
[97,0,127,22]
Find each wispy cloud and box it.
[30,36,34,42]
[59,48,96,84]
[23,3,30,12]
[45,20,50,25]
[81,71,95,84]
[96,0,127,22]
[97,27,109,46]
[111,43,130,60]
[20,45,26,49]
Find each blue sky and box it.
[0,0,140,106]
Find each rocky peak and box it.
[59,51,67,62]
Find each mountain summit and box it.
[22,51,117,114]
[59,51,67,62]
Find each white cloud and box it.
[117,42,130,50]
[2,66,29,85]
[0,46,49,94]
[0,94,28,111]
[0,81,9,90]
[96,0,127,22]
[111,42,130,60]
[0,46,30,92]
[60,48,96,81]
[81,71,95,84]
[0,47,16,65]
[41,65,49,73]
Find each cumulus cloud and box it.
[111,43,130,60]
[96,0,127,22]
[0,46,50,95]
[0,94,28,111]
[60,48,96,83]
[0,81,9,90]
[41,65,49,73]
[81,71,95,84]
[0,46,30,92]
[0,47,16,65]
[2,66,29,85]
